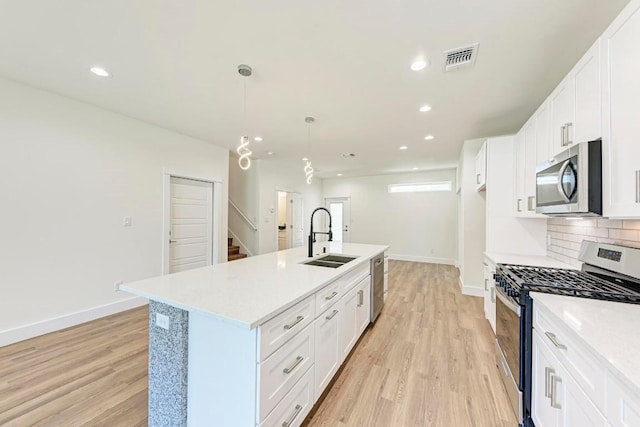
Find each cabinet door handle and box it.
[560,125,566,146]
[484,279,488,291]
[544,366,554,398]
[477,174,481,184]
[527,196,536,211]
[283,315,304,330]
[325,309,339,320]
[282,404,303,427]
[357,290,364,307]
[517,199,523,212]
[545,331,567,350]
[565,122,573,145]
[636,170,640,203]
[550,373,561,409]
[325,291,338,301]
[282,356,304,374]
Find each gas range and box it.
[494,263,640,304]
[492,241,640,427]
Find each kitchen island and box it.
[121,242,388,427]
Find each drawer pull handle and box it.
[325,309,339,320]
[325,291,338,301]
[545,331,567,350]
[283,316,304,330]
[282,404,303,427]
[282,356,304,374]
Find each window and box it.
[388,181,453,193]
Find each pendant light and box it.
[237,64,252,170]
[304,117,315,184]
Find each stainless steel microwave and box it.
[535,139,602,217]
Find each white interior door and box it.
[291,192,304,248]
[169,177,213,273]
[325,198,351,243]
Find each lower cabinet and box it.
[261,367,314,427]
[314,305,341,401]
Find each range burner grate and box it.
[495,264,640,304]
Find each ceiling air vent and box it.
[443,43,479,72]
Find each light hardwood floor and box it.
[0,261,516,426]
[304,261,517,426]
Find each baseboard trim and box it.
[458,276,484,297]
[0,296,149,347]
[387,254,456,265]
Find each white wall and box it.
[0,77,229,345]
[256,160,323,254]
[458,138,487,295]
[322,170,458,264]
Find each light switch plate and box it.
[156,313,170,330]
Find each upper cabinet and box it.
[514,103,548,218]
[602,0,640,218]
[475,141,487,191]
[549,39,602,158]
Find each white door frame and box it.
[162,169,224,274]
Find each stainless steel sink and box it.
[302,254,358,268]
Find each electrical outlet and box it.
[114,280,123,291]
[156,313,170,330]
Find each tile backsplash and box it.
[547,218,640,268]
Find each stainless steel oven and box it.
[535,138,602,217]
[495,285,523,424]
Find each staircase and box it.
[228,237,248,261]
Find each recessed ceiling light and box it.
[90,67,111,77]
[419,105,432,113]
[412,167,419,170]
[302,157,309,161]
[410,59,428,71]
[337,173,343,177]
[424,134,435,140]
[399,145,409,150]
[267,151,275,156]
[254,136,263,142]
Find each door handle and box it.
[560,125,566,146]
[527,196,535,211]
[550,373,561,409]
[565,122,573,145]
[169,240,177,244]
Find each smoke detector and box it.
[443,43,479,72]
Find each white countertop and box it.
[531,292,640,394]
[485,252,574,269]
[121,242,388,330]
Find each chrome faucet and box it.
[308,207,333,257]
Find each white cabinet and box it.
[602,0,640,218]
[549,76,575,156]
[514,113,546,218]
[339,276,371,365]
[314,305,341,400]
[532,329,608,427]
[573,39,602,145]
[356,280,371,335]
[475,141,487,191]
[483,257,496,334]
[532,329,560,427]
[607,374,640,427]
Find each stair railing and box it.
[229,199,258,231]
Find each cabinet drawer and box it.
[607,374,640,427]
[339,263,370,294]
[259,295,315,361]
[260,366,314,427]
[258,323,314,422]
[533,304,606,412]
[315,280,342,316]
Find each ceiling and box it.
[0,0,629,178]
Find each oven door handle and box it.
[495,286,521,315]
